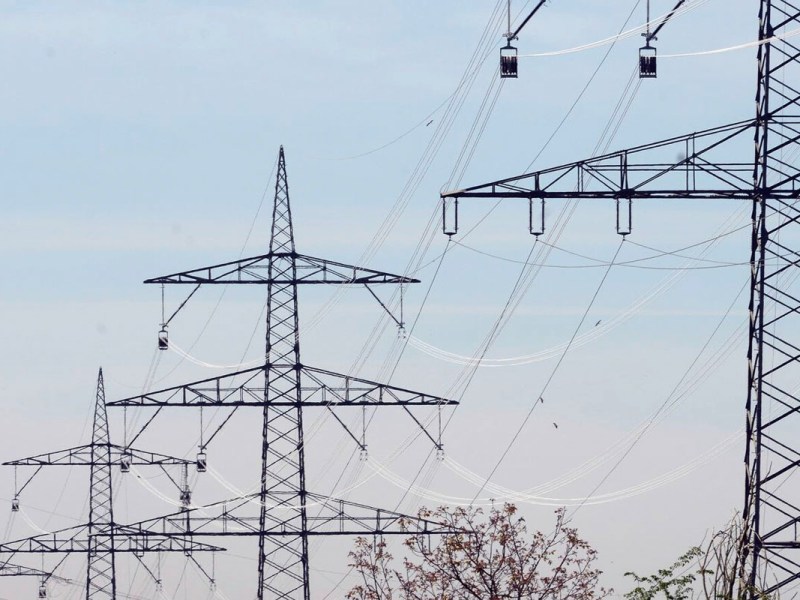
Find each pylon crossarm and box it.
[0,524,225,553]
[108,364,458,408]
[3,444,194,467]
[441,119,759,201]
[121,491,462,538]
[144,253,419,285]
[110,528,225,553]
[0,525,89,553]
[0,563,66,581]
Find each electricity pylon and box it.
[107,146,459,599]
[3,368,220,599]
[441,1,799,596]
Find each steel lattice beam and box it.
[0,524,224,554]
[4,444,194,467]
[107,364,457,408]
[143,253,419,286]
[119,491,461,538]
[442,119,772,202]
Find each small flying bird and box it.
[426,119,434,126]
[538,396,544,404]
[552,422,558,429]
[595,319,602,327]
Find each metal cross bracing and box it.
[111,491,458,539]
[441,1,800,597]
[108,146,459,600]
[2,369,220,600]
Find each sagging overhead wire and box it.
[566,285,751,515]
[352,270,747,508]
[518,0,712,57]
[415,201,750,497]
[365,429,741,507]
[392,0,764,516]
[407,211,748,369]
[438,38,646,396]
[305,0,509,332]
[660,26,800,57]
[453,239,746,270]
[310,92,456,161]
[208,278,748,513]
[320,2,655,526]
[342,4,512,386]
[470,238,626,501]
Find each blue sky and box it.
[0,0,770,597]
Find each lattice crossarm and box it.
[442,120,757,202]
[2,444,194,467]
[108,364,458,409]
[143,253,418,286]
[4,445,95,466]
[119,491,464,539]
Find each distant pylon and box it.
[87,368,114,600]
[4,370,212,598]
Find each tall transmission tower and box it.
[2,368,219,599]
[441,1,800,596]
[107,146,459,599]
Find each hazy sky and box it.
[0,1,769,598]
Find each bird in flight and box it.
[595,320,602,327]
[426,119,434,126]
[552,422,558,429]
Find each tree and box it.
[623,547,703,600]
[624,515,774,600]
[347,504,609,600]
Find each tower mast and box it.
[110,146,458,599]
[259,148,309,596]
[87,369,115,600]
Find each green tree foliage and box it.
[624,516,775,600]
[624,547,703,600]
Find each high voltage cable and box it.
[523,0,644,173]
[310,1,514,519]
[381,207,751,499]
[471,238,625,501]
[309,92,457,161]
[453,239,746,269]
[304,0,509,332]
[371,0,747,531]
[407,214,749,368]
[567,276,751,517]
[558,198,800,513]
[325,273,747,509]
[518,0,712,58]
[303,4,653,550]
[661,26,800,57]
[365,430,741,507]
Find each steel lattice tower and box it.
[2,369,221,599]
[258,149,308,596]
[441,1,800,596]
[107,146,459,599]
[87,369,115,600]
